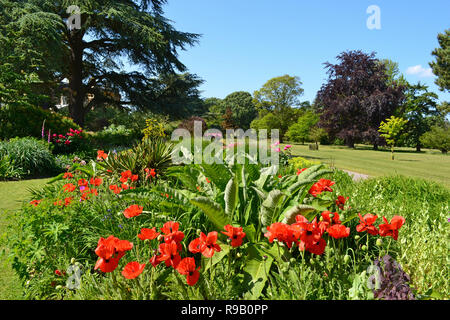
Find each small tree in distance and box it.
[309,127,327,150]
[378,116,408,160]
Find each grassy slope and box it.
[286,144,450,187]
[0,178,50,299]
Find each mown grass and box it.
[0,178,50,299]
[285,143,450,187]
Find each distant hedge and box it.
[0,105,81,140]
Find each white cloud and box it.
[405,65,434,78]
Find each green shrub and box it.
[90,124,140,149]
[0,137,58,177]
[420,124,450,154]
[97,136,174,178]
[0,154,24,180]
[288,156,321,169]
[0,105,81,140]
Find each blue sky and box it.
[163,0,450,103]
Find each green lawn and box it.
[0,178,50,299]
[286,143,450,187]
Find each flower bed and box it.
[5,148,448,300]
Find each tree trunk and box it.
[346,139,354,149]
[68,31,86,127]
[416,145,421,152]
[373,143,378,150]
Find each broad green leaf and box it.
[190,197,231,230]
[260,189,285,228]
[224,175,238,218]
[202,242,231,272]
[243,243,273,299]
[281,204,316,224]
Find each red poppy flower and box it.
[109,184,122,194]
[158,241,181,268]
[264,222,290,244]
[80,190,91,201]
[335,196,349,210]
[306,238,327,255]
[94,236,133,273]
[63,183,76,192]
[121,183,129,190]
[122,262,146,279]
[63,172,73,179]
[327,224,350,239]
[188,237,203,254]
[138,227,160,241]
[149,254,161,268]
[131,174,139,182]
[55,270,62,276]
[90,188,98,196]
[292,216,323,247]
[161,221,184,244]
[379,216,405,240]
[123,205,143,218]
[78,179,88,187]
[97,150,108,161]
[222,224,246,247]
[297,168,307,175]
[90,177,103,186]
[356,213,379,236]
[161,221,180,235]
[95,255,123,273]
[64,197,73,206]
[121,170,132,181]
[321,211,341,225]
[206,177,211,183]
[145,168,156,178]
[198,231,222,258]
[308,179,335,197]
[30,200,41,206]
[177,257,201,286]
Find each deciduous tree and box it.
[316,50,405,148]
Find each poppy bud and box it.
[196,229,202,236]
[236,252,242,258]
[376,239,383,246]
[343,255,350,263]
[354,235,360,240]
[55,285,63,290]
[310,258,315,265]
[157,234,164,242]
[362,245,368,251]
[71,258,76,264]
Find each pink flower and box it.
[284,145,292,150]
